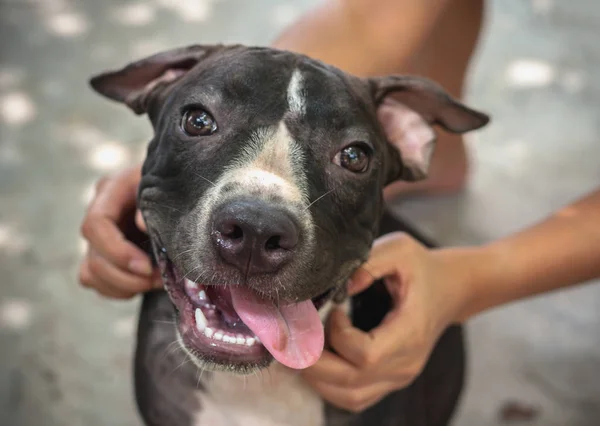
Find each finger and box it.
[347,232,411,296]
[135,209,147,233]
[327,308,381,368]
[79,260,137,299]
[89,168,140,220]
[328,306,417,371]
[150,268,164,289]
[81,214,153,276]
[87,249,159,294]
[82,169,151,276]
[308,380,393,413]
[96,284,137,300]
[301,350,361,387]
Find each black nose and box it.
[211,200,299,274]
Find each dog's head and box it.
[90,44,488,374]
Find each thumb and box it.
[135,209,148,233]
[347,233,410,296]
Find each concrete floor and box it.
[1,0,599,425]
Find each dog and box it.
[89,44,489,426]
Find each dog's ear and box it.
[89,44,227,115]
[370,75,489,182]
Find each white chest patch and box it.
[192,364,324,426]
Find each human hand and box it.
[301,232,469,412]
[79,165,161,299]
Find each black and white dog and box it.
[90,44,489,426]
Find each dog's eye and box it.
[182,109,217,136]
[334,144,370,173]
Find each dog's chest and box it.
[192,364,324,426]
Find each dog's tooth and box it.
[245,337,255,346]
[204,327,214,338]
[214,331,223,341]
[222,335,231,343]
[254,336,260,343]
[236,336,245,345]
[194,308,207,331]
[198,290,207,301]
[186,279,198,290]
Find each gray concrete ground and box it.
[1,0,599,425]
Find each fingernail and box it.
[128,258,152,276]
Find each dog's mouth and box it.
[155,248,333,373]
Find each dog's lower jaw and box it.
[175,295,352,376]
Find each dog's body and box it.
[90,45,487,425]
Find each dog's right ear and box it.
[89,44,226,115]
[370,75,490,182]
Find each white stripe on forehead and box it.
[286,69,306,115]
[212,121,309,204]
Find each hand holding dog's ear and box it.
[371,76,489,182]
[301,232,470,413]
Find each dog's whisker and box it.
[180,160,217,187]
[193,269,211,285]
[196,367,206,389]
[181,264,204,282]
[304,189,335,211]
[171,357,192,376]
[275,280,283,309]
[257,368,265,385]
[190,171,217,187]
[265,367,273,387]
[170,343,197,376]
[159,339,184,363]
[147,202,185,214]
[251,369,260,386]
[171,248,197,261]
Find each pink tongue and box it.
[230,287,324,369]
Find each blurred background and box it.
[1,0,599,425]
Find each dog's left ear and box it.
[89,44,228,115]
[370,75,490,182]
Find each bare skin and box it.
[80,0,600,415]
[80,166,159,298]
[301,190,600,411]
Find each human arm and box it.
[447,188,600,320]
[272,0,450,76]
[301,189,600,412]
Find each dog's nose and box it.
[211,200,299,274]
